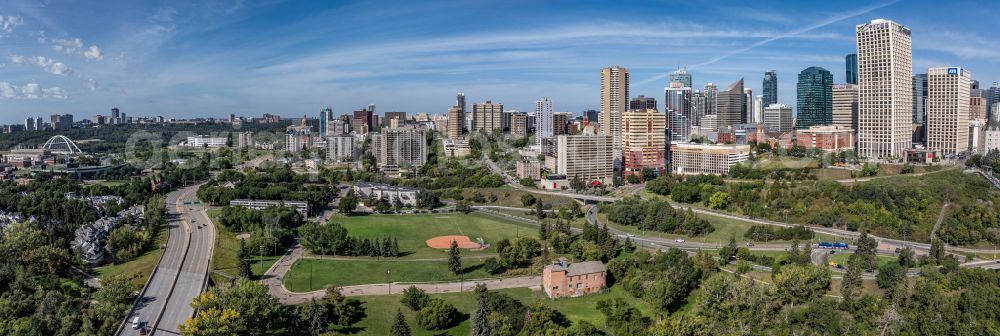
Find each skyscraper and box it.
[691,91,706,127]
[762,70,778,107]
[856,19,912,159]
[629,96,657,111]
[753,95,763,124]
[665,84,692,141]
[845,54,858,85]
[600,66,629,161]
[926,67,970,155]
[536,97,553,146]
[704,83,718,116]
[447,106,463,140]
[669,68,692,88]
[319,107,333,136]
[913,74,929,127]
[987,82,1000,120]
[763,103,794,132]
[716,79,745,128]
[743,88,753,123]
[796,66,834,129]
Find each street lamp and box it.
[387,268,391,295]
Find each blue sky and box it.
[0,0,998,124]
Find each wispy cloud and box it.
[48,37,104,60]
[0,81,67,100]
[636,0,901,85]
[9,54,73,76]
[916,32,1000,61]
[0,15,23,35]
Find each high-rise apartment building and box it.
[372,127,427,176]
[509,112,529,138]
[236,131,254,149]
[796,66,833,129]
[832,84,860,130]
[988,82,1000,119]
[600,66,629,161]
[352,108,374,134]
[621,109,666,177]
[447,106,464,140]
[24,117,36,131]
[384,112,407,128]
[553,112,572,136]
[327,135,355,162]
[763,103,794,132]
[556,131,614,185]
[669,68,692,88]
[629,96,657,111]
[762,70,778,107]
[856,19,913,159]
[716,79,745,128]
[753,95,763,124]
[926,67,970,156]
[50,114,73,130]
[319,107,333,135]
[536,97,553,146]
[846,54,858,85]
[472,101,503,134]
[665,84,692,141]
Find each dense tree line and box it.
[649,170,1000,246]
[197,165,334,213]
[396,158,505,190]
[298,222,400,257]
[600,196,715,236]
[743,224,814,242]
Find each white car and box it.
[675,239,685,243]
[626,234,635,238]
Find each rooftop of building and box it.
[547,259,606,276]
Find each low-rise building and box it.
[795,125,855,152]
[442,139,470,158]
[72,205,145,265]
[229,199,310,216]
[353,182,420,207]
[186,135,228,148]
[542,258,607,298]
[515,159,542,180]
[670,143,751,175]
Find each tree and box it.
[304,299,327,336]
[519,178,535,188]
[390,309,411,336]
[840,262,863,300]
[855,231,878,271]
[181,279,293,335]
[416,298,459,330]
[929,238,945,264]
[447,240,462,275]
[718,235,738,262]
[708,191,731,210]
[338,190,358,215]
[535,201,546,219]
[897,246,916,268]
[401,286,429,311]
[876,262,905,290]
[471,284,491,336]
[773,264,831,305]
[521,193,537,207]
[237,239,252,279]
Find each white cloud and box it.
[0,81,67,100]
[48,36,104,61]
[87,78,99,91]
[9,54,74,76]
[0,15,23,34]
[83,45,103,61]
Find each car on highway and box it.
[675,239,685,243]
[132,316,142,329]
[746,242,754,247]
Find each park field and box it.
[284,258,496,292]
[334,286,653,336]
[827,252,897,269]
[331,213,538,259]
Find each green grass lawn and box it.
[337,286,652,335]
[827,252,897,269]
[93,225,168,288]
[207,208,281,285]
[284,258,496,292]
[332,213,538,259]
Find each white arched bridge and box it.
[42,135,84,155]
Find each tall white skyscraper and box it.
[856,18,913,159]
[926,67,970,155]
[752,95,763,124]
[535,97,553,146]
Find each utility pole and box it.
[387,268,391,295]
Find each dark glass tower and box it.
[762,70,777,107]
[913,74,928,126]
[796,66,833,129]
[845,54,858,85]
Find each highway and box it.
[118,185,215,336]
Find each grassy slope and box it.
[93,225,168,288]
[284,258,494,292]
[207,208,281,285]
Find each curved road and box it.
[118,185,215,335]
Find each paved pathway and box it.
[261,243,540,305]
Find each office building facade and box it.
[832,84,860,129]
[796,66,833,129]
[764,103,794,133]
[762,70,778,107]
[669,68,692,88]
[629,95,657,111]
[716,79,745,128]
[846,53,858,85]
[926,67,970,156]
[669,143,750,175]
[621,109,666,177]
[600,66,629,161]
[472,101,504,134]
[856,19,913,159]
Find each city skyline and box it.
[1,0,999,124]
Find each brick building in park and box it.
[542,259,607,298]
